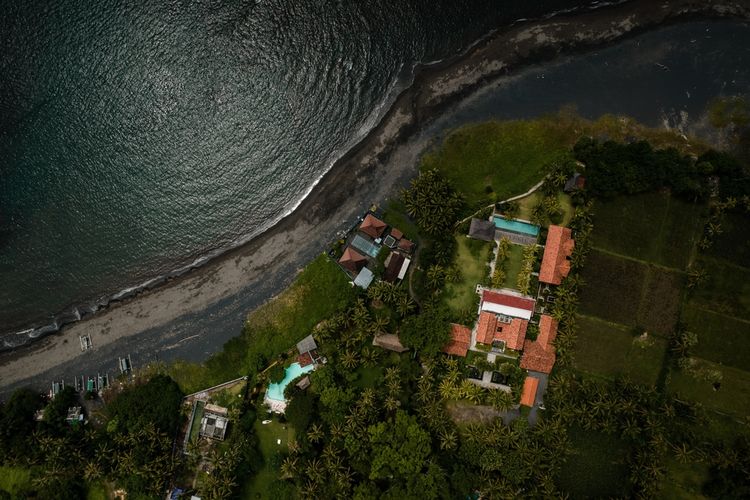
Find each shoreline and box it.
[2,0,749,396]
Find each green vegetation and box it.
[683,307,750,370]
[557,427,630,498]
[242,419,296,499]
[575,315,667,385]
[107,374,183,434]
[591,191,705,269]
[0,466,32,496]
[443,236,491,314]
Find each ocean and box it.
[0,0,592,346]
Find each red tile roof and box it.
[520,314,558,374]
[476,311,497,345]
[482,290,536,312]
[520,376,539,407]
[475,312,528,350]
[443,324,471,357]
[390,228,403,240]
[297,352,314,368]
[536,315,558,347]
[398,238,414,253]
[539,225,575,285]
[338,247,367,273]
[360,213,387,239]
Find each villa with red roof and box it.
[443,324,471,357]
[539,224,574,285]
[480,289,536,320]
[338,247,367,273]
[359,213,387,239]
[520,314,558,374]
[475,312,528,350]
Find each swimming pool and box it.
[266,362,315,402]
[493,217,540,237]
[351,234,381,258]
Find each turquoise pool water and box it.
[267,362,315,402]
[493,217,540,237]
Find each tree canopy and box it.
[399,307,451,357]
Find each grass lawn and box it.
[500,244,524,290]
[242,418,297,499]
[557,426,631,498]
[660,457,710,499]
[668,360,750,417]
[515,191,574,227]
[591,192,704,270]
[188,400,205,443]
[86,481,109,500]
[691,257,750,321]
[381,198,420,240]
[0,466,32,495]
[422,119,572,211]
[444,236,491,314]
[683,307,750,371]
[575,315,666,386]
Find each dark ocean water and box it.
[0,0,592,344]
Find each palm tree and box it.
[280,456,298,479]
[426,265,445,289]
[340,350,359,370]
[384,396,401,412]
[397,294,415,317]
[305,457,325,484]
[370,314,389,336]
[438,428,458,451]
[308,423,324,444]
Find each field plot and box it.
[683,307,750,370]
[636,267,683,335]
[575,315,666,386]
[591,192,704,269]
[706,212,750,267]
[691,257,750,320]
[668,361,750,417]
[557,427,630,499]
[660,458,710,500]
[444,236,492,314]
[579,250,647,326]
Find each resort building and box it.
[200,404,229,441]
[520,315,558,374]
[539,224,575,285]
[339,247,367,273]
[359,213,387,239]
[468,218,496,242]
[353,267,375,290]
[476,312,528,350]
[563,173,586,193]
[373,333,409,353]
[480,289,536,321]
[443,324,472,357]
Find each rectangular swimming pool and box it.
[351,234,381,258]
[493,216,540,237]
[267,362,315,402]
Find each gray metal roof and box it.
[469,218,496,242]
[353,267,374,289]
[296,334,317,354]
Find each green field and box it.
[444,236,491,314]
[575,315,667,386]
[683,307,750,370]
[636,266,684,336]
[668,360,750,417]
[660,458,710,500]
[557,427,630,498]
[515,191,574,227]
[591,192,704,270]
[242,419,297,498]
[690,257,750,321]
[706,212,750,267]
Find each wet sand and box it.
[2,0,749,398]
